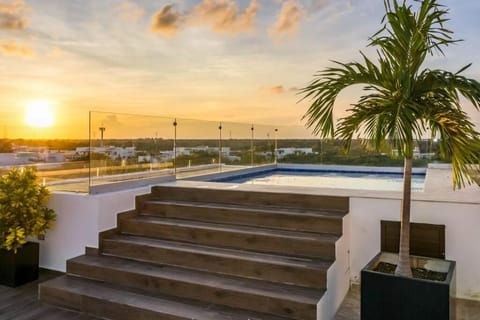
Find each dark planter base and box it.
[0,242,39,287]
[361,252,455,320]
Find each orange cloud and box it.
[0,40,34,57]
[114,1,144,21]
[190,0,259,34]
[150,4,184,37]
[260,85,286,95]
[0,0,30,30]
[48,47,64,58]
[269,0,303,37]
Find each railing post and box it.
[173,119,177,175]
[320,138,323,163]
[218,123,222,171]
[274,128,278,164]
[88,111,92,194]
[250,124,254,166]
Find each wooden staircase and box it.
[40,185,349,320]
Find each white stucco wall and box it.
[349,197,480,301]
[40,187,150,272]
[38,165,480,302]
[317,213,351,319]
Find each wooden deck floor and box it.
[1,268,479,320]
[0,269,97,320]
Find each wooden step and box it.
[142,200,344,235]
[68,254,322,319]
[101,234,331,289]
[39,275,291,320]
[151,185,349,212]
[120,216,338,259]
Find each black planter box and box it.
[0,242,39,287]
[361,252,455,320]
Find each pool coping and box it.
[179,163,479,205]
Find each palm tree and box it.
[301,0,480,277]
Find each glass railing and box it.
[173,118,222,177]
[0,161,91,193]
[88,111,175,192]
[0,110,438,194]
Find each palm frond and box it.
[301,0,480,188]
[300,57,385,137]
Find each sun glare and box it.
[25,100,55,128]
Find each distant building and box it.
[0,153,21,166]
[0,146,66,166]
[391,146,423,159]
[75,146,136,160]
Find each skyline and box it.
[1,0,479,139]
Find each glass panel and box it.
[0,140,91,193]
[174,118,221,178]
[89,111,174,192]
[273,125,317,165]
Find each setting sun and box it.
[25,100,55,128]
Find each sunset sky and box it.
[1,0,479,139]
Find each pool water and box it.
[217,170,425,192]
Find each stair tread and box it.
[70,254,324,304]
[41,275,290,320]
[144,199,345,218]
[128,216,339,242]
[104,234,333,269]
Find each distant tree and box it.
[0,140,12,153]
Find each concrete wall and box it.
[40,187,150,272]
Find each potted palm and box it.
[0,167,56,287]
[301,0,480,319]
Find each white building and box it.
[75,146,136,160]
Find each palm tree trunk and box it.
[396,157,413,277]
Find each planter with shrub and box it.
[0,168,56,287]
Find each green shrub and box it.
[0,168,56,253]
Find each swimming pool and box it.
[211,168,425,192]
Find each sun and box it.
[25,100,55,128]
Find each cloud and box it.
[0,40,34,57]
[260,85,285,95]
[48,47,64,58]
[101,114,123,128]
[190,0,259,34]
[150,4,184,37]
[309,0,330,13]
[114,1,144,21]
[269,0,304,37]
[0,0,30,30]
